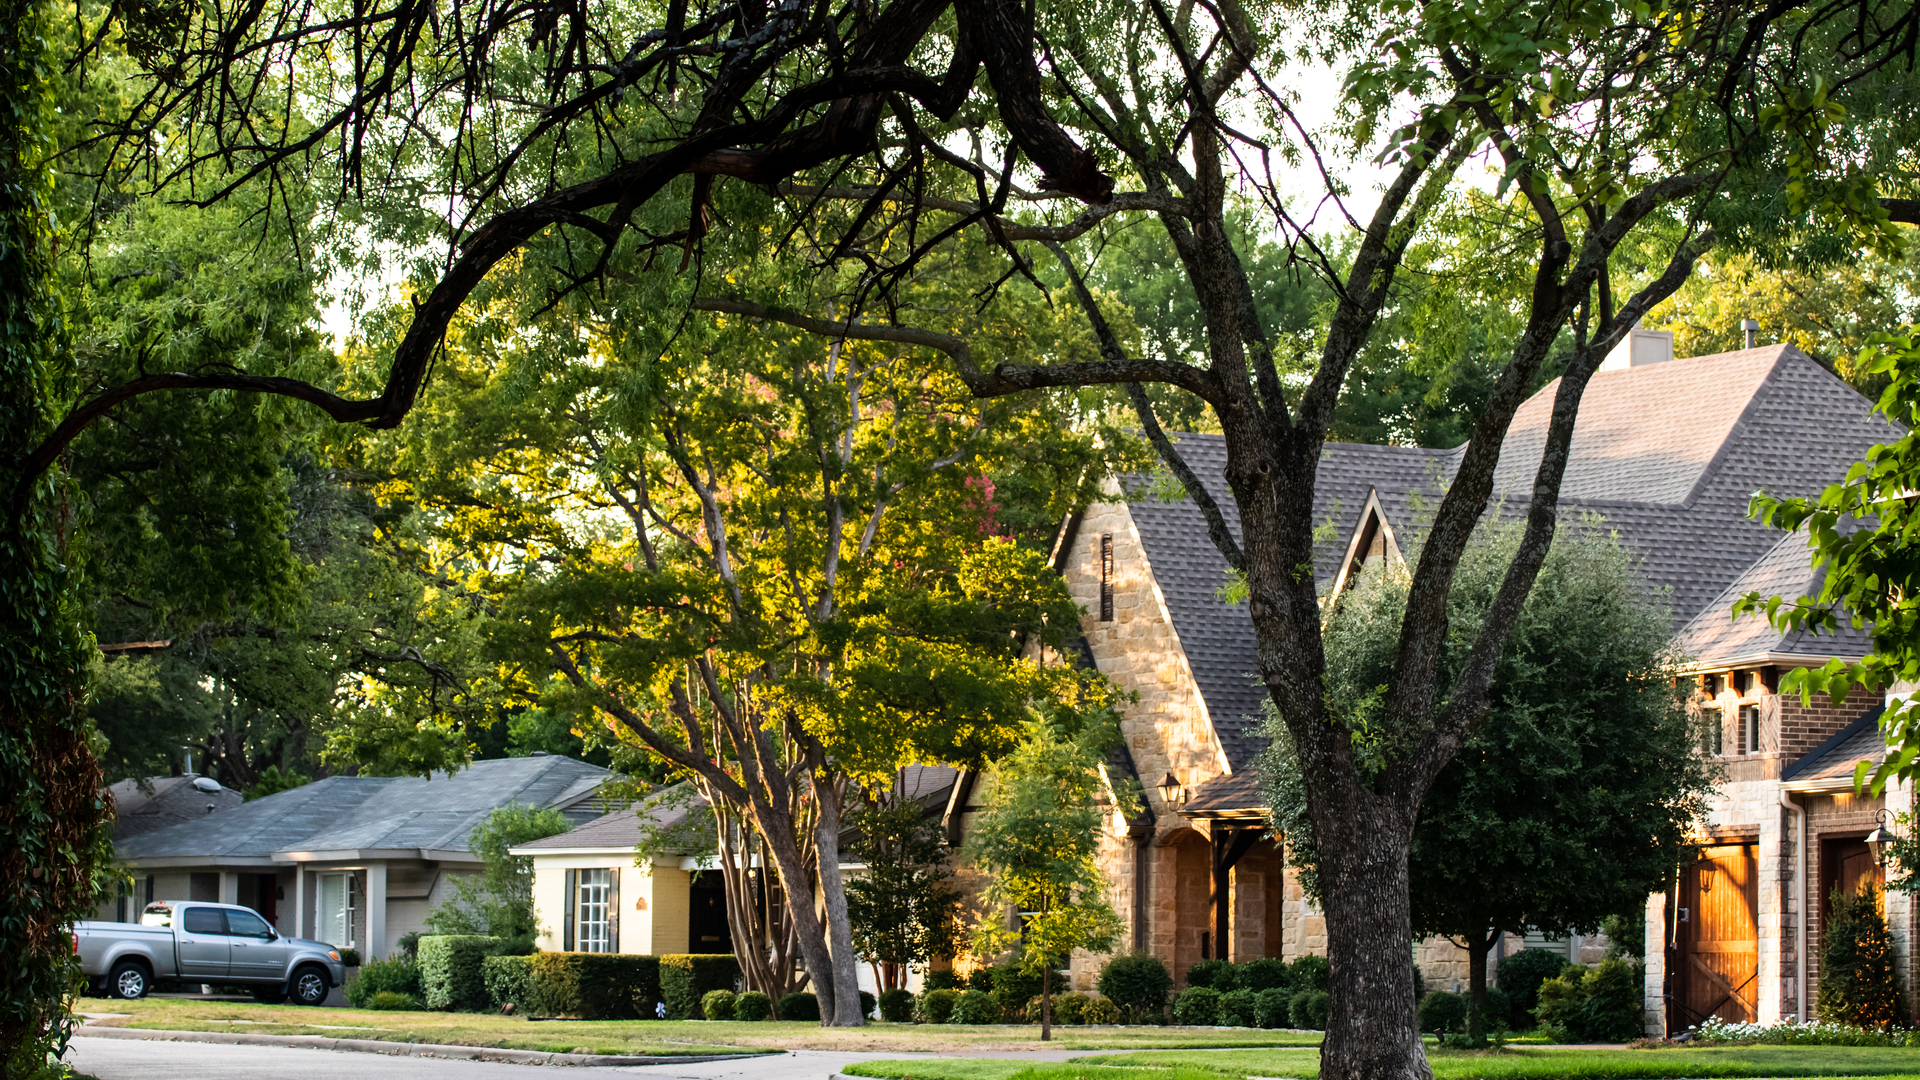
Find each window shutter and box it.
[563,869,576,951]
[607,868,620,954]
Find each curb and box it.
[75,1025,772,1067]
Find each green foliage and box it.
[1098,953,1174,1018]
[521,953,659,1019]
[1602,912,1646,961]
[924,971,961,991]
[1253,988,1293,1029]
[963,707,1132,999]
[734,991,772,1022]
[1050,993,1090,1025]
[1237,959,1292,992]
[244,766,310,801]
[1264,521,1711,970]
[480,955,534,1013]
[1742,334,1920,796]
[990,963,1043,1022]
[368,991,423,1011]
[1085,997,1123,1025]
[416,936,504,1012]
[1286,956,1330,994]
[1818,884,1901,1029]
[659,955,740,1021]
[878,988,915,1022]
[1288,990,1331,1031]
[950,989,1000,1024]
[915,988,959,1024]
[779,992,820,1022]
[347,956,421,1008]
[1420,991,1470,1034]
[860,991,876,1020]
[1535,960,1645,1043]
[702,989,737,1021]
[1183,960,1237,991]
[424,805,570,952]
[966,969,997,993]
[1216,989,1258,1028]
[1497,948,1569,1025]
[845,800,963,985]
[1172,987,1221,1026]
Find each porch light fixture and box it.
[1866,808,1900,867]
[1159,772,1186,807]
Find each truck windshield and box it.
[140,903,172,928]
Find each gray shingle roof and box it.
[1675,529,1875,667]
[109,777,244,840]
[114,755,611,862]
[1121,344,1898,782]
[516,784,712,853]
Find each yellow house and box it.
[512,789,729,955]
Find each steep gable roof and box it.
[115,755,611,863]
[1674,529,1874,668]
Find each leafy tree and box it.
[1265,520,1716,1043]
[424,804,572,952]
[845,796,964,994]
[963,707,1134,1041]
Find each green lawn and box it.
[844,1046,1920,1080]
[75,997,1322,1054]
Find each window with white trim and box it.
[577,869,612,953]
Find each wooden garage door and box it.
[1676,844,1758,1028]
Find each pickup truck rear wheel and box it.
[108,961,150,1000]
[289,965,330,1006]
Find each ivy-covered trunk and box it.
[0,0,113,1072]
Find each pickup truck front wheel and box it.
[289,965,330,1006]
[107,961,150,1000]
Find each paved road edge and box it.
[73,1025,773,1067]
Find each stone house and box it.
[957,337,1911,1026]
[98,754,611,960]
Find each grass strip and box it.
[1079,1046,1920,1079]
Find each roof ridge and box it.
[1676,346,1795,510]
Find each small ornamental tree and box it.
[1818,882,1901,1030]
[425,804,571,952]
[963,707,1134,1040]
[845,796,964,994]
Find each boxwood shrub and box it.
[702,989,737,1020]
[914,988,959,1024]
[660,955,740,1020]
[1289,988,1330,1030]
[348,956,420,1008]
[1239,958,1293,992]
[779,990,820,1021]
[1419,990,1468,1033]
[418,935,503,1011]
[1172,985,1221,1025]
[481,955,535,1013]
[1253,986,1292,1028]
[1083,996,1122,1024]
[950,989,999,1024]
[734,990,772,1021]
[878,988,915,1022]
[1184,959,1237,991]
[1218,988,1257,1027]
[1098,952,1173,1019]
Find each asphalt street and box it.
[67,1036,1104,1080]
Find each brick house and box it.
[959,336,1912,1029]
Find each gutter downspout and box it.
[1781,789,1806,1022]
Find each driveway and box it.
[68,1035,1107,1080]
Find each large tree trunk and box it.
[1313,811,1428,1080]
[812,774,866,1025]
[757,814,842,1023]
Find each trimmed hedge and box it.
[523,953,660,1019]
[1172,985,1221,1025]
[1098,952,1173,1018]
[878,988,915,1022]
[1218,988,1257,1027]
[661,955,740,1020]
[482,955,535,1013]
[1084,996,1122,1024]
[779,991,820,1022]
[735,990,772,1021]
[703,989,737,1020]
[418,935,503,1011]
[348,956,421,1008]
[369,991,421,1010]
[1419,990,1468,1033]
[860,990,876,1020]
[1253,987,1292,1028]
[915,988,959,1024]
[950,989,999,1024]
[1239,958,1292,992]
[1289,988,1330,1030]
[1184,959,1237,991]
[1288,955,1330,993]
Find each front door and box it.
[176,905,231,978]
[225,907,287,980]
[1675,843,1758,1029]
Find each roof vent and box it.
[191,776,222,794]
[528,750,550,757]
[1742,318,1760,349]
[1600,324,1675,371]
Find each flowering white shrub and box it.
[1687,1017,1917,1046]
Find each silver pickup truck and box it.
[77,901,347,1005]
